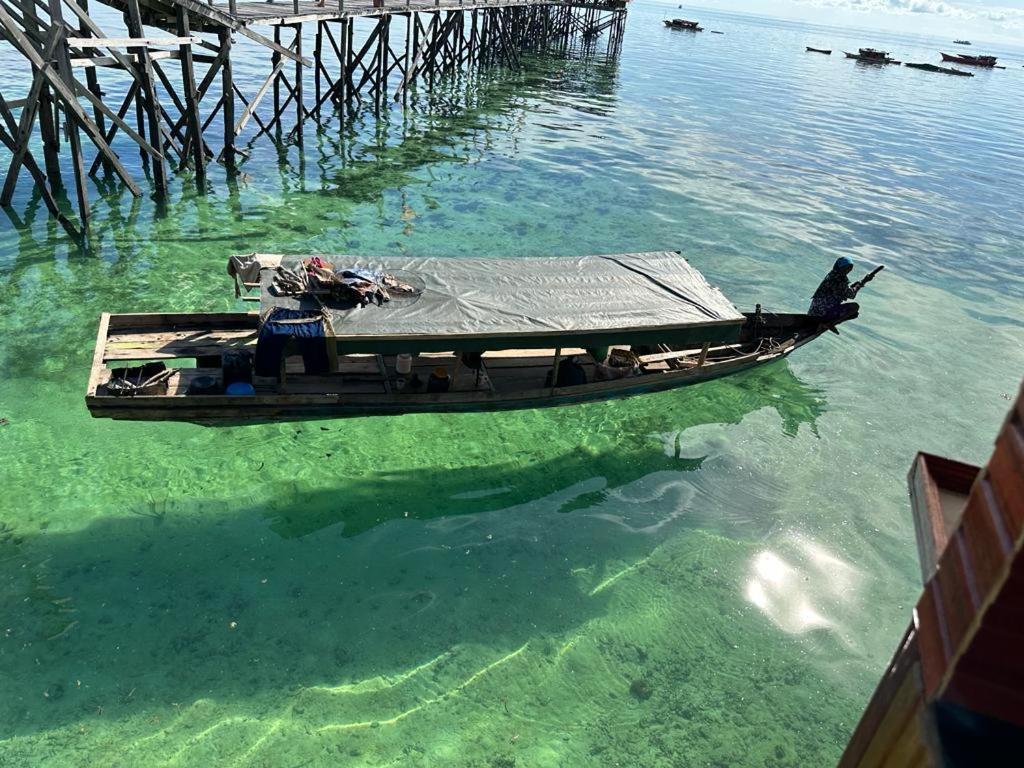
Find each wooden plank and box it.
[87,312,111,396]
[70,50,216,68]
[66,36,202,48]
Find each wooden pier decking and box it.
[0,0,628,239]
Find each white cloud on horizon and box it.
[807,0,1024,28]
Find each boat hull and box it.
[664,19,702,30]
[844,52,900,64]
[905,62,973,76]
[940,52,996,67]
[85,310,855,424]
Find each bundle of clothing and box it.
[269,257,416,307]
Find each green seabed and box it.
[1,394,862,768]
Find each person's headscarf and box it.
[833,256,854,273]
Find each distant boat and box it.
[905,62,974,77]
[953,39,972,45]
[806,46,832,55]
[941,52,998,67]
[710,30,724,35]
[664,18,703,31]
[844,48,901,64]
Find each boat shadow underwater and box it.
[261,360,828,539]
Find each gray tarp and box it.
[258,251,745,353]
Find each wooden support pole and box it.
[125,0,168,192]
[176,6,205,185]
[313,21,322,118]
[220,28,236,166]
[76,0,109,173]
[402,12,412,105]
[293,24,303,142]
[19,0,62,185]
[273,25,281,125]
[375,15,388,112]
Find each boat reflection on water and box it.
[263,360,828,539]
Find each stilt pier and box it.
[0,0,628,239]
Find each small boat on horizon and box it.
[664,18,703,31]
[806,46,831,55]
[953,39,972,45]
[85,252,862,424]
[844,48,901,64]
[905,62,973,77]
[940,52,999,67]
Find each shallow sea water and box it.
[1,3,1023,766]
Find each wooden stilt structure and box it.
[0,0,628,238]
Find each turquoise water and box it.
[2,3,1023,765]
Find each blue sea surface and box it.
[0,2,1022,765]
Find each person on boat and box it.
[808,257,860,319]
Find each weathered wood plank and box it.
[66,36,202,48]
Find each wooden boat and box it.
[806,47,832,55]
[905,62,974,77]
[664,18,703,31]
[85,252,861,424]
[844,48,900,64]
[941,52,998,67]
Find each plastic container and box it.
[396,353,413,375]
[225,381,256,396]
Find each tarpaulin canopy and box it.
[257,251,745,354]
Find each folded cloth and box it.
[227,253,283,296]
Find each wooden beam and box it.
[87,81,138,176]
[66,36,202,48]
[0,90,81,239]
[234,54,286,135]
[176,5,205,185]
[47,0,91,227]
[0,27,58,206]
[125,0,168,192]
[18,0,63,185]
[169,0,311,67]
[219,27,235,164]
